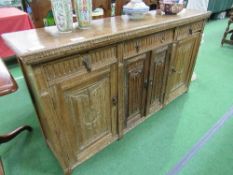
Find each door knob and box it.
[82,55,92,72]
[144,79,148,88]
[150,80,153,86]
[171,68,177,73]
[112,96,117,106]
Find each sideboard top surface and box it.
[2,9,211,64]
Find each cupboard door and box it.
[51,65,117,163]
[124,53,150,128]
[146,46,171,115]
[164,33,202,104]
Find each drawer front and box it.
[42,46,117,82]
[175,21,204,40]
[123,30,173,59]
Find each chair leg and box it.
[0,126,33,144]
[231,33,233,40]
[221,23,230,46]
[0,158,4,175]
[221,17,233,46]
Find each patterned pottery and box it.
[123,0,149,20]
[75,0,92,29]
[51,0,73,32]
[160,1,184,15]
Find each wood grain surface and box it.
[3,9,210,175]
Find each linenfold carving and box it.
[64,77,111,150]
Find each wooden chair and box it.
[30,0,52,28]
[30,0,112,28]
[221,12,233,46]
[30,0,160,27]
[0,59,33,175]
[93,0,112,18]
[115,0,160,16]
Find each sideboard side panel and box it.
[18,60,74,173]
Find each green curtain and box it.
[208,0,233,13]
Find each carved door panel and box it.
[124,53,150,128]
[164,33,201,104]
[146,46,171,115]
[51,65,117,161]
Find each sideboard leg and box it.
[0,158,5,175]
[64,167,72,175]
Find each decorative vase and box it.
[160,0,184,15]
[50,0,73,32]
[74,0,92,29]
[123,0,149,20]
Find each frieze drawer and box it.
[175,21,204,40]
[123,30,173,59]
[42,46,117,83]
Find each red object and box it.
[0,59,18,96]
[0,7,34,59]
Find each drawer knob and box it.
[135,41,140,53]
[189,28,193,35]
[82,55,92,72]
[160,36,165,43]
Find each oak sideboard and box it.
[3,9,211,175]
